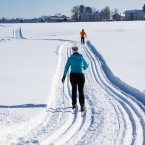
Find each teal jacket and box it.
[63,53,88,76]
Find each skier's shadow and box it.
[46,107,75,114]
[0,104,47,108]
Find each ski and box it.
[72,105,77,114]
[73,108,76,114]
[72,104,77,114]
[81,106,85,117]
[81,111,85,117]
[73,107,78,114]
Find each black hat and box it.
[72,46,79,53]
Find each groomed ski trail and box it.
[2,39,145,145]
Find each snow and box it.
[0,21,145,145]
[88,21,145,92]
[0,26,62,105]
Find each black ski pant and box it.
[81,37,85,44]
[70,73,85,107]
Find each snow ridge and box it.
[85,41,145,144]
[87,41,145,110]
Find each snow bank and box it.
[87,41,145,109]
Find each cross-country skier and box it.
[62,46,88,112]
[80,29,87,45]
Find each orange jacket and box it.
[80,31,87,38]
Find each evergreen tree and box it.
[85,7,92,13]
[143,4,145,12]
[143,4,145,20]
[79,5,85,13]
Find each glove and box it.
[62,76,66,83]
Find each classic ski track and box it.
[83,44,145,145]
[13,43,71,144]
[33,43,76,144]
[55,41,119,145]
[43,43,88,145]
[13,26,25,39]
[52,42,96,145]
[9,43,71,145]
[19,42,82,145]
[63,42,105,145]
[42,43,81,145]
[78,44,124,144]
[82,45,131,144]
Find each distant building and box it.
[48,14,70,22]
[80,12,104,22]
[39,19,45,23]
[112,14,125,21]
[1,18,40,23]
[0,14,71,23]
[124,9,143,21]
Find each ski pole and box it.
[85,70,92,93]
[62,83,65,104]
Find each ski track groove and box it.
[13,26,25,40]
[84,45,132,143]
[40,43,74,144]
[52,45,80,144]
[52,41,105,145]
[14,43,71,145]
[82,44,129,144]
[18,44,67,144]
[84,43,145,145]
[42,43,80,145]
[61,42,115,145]
[53,43,92,145]
[80,44,120,144]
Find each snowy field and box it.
[0,21,145,145]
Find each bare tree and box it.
[113,9,119,15]
[101,6,111,20]
[91,7,97,12]
[71,5,80,21]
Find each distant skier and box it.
[80,29,87,44]
[62,46,88,112]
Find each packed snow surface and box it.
[0,21,145,145]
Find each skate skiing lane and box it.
[2,27,145,145]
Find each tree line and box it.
[71,4,145,21]
[1,4,145,23]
